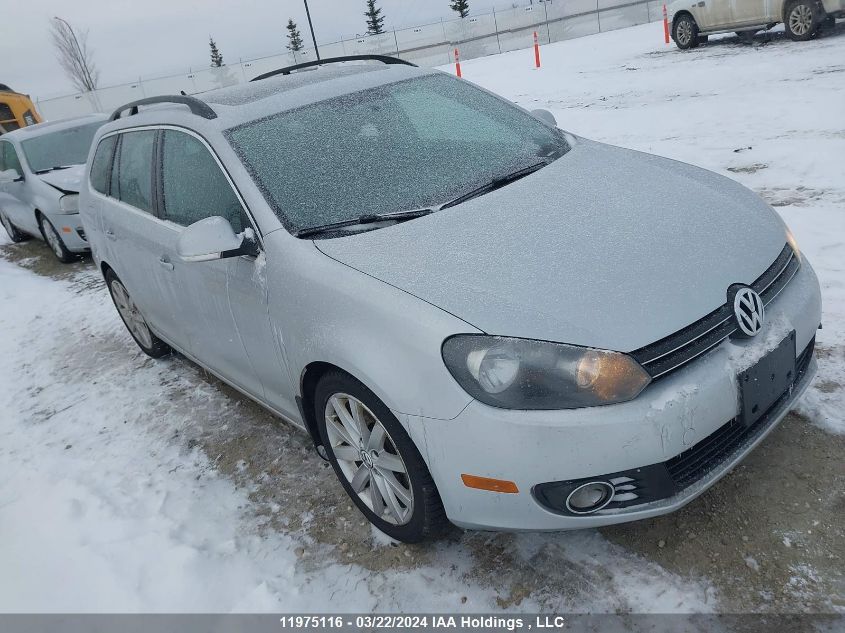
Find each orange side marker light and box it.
[461,474,519,494]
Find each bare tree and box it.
[50,17,99,92]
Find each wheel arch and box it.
[672,9,697,29]
[34,208,49,239]
[298,360,359,455]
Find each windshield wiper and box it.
[439,161,550,211]
[34,165,73,175]
[295,208,434,238]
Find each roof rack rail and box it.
[250,55,417,82]
[110,95,217,121]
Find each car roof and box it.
[2,113,108,142]
[98,62,438,137]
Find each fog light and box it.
[565,481,614,514]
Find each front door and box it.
[0,141,35,234]
[158,128,292,406]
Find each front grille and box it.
[631,244,800,380]
[76,228,87,242]
[533,338,814,516]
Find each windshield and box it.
[226,74,569,235]
[21,121,103,173]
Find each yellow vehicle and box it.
[0,84,42,135]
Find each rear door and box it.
[101,129,191,347]
[731,0,768,25]
[158,128,290,404]
[694,0,734,29]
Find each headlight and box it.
[442,335,651,410]
[785,227,801,263]
[58,194,79,213]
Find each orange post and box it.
[455,48,462,78]
[663,5,670,44]
[533,31,541,68]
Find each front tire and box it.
[0,211,29,243]
[39,214,76,263]
[315,370,450,543]
[784,0,822,40]
[104,268,172,358]
[673,14,700,49]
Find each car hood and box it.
[315,138,788,352]
[37,164,85,194]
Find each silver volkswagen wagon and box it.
[79,57,821,543]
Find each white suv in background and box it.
[669,0,844,48]
[0,115,107,261]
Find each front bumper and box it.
[412,260,821,531]
[46,212,89,253]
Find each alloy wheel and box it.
[110,279,154,349]
[41,217,64,259]
[324,393,414,526]
[789,4,814,35]
[676,20,693,46]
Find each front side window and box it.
[20,121,103,174]
[226,73,568,235]
[160,130,245,233]
[1,141,22,176]
[89,136,117,195]
[115,130,155,213]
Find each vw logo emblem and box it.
[733,287,765,337]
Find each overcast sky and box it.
[1,0,519,101]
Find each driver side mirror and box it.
[0,168,23,183]
[530,108,557,128]
[177,216,259,262]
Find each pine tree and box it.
[450,0,470,18]
[364,0,386,35]
[209,36,224,67]
[285,18,304,52]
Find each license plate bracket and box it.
[738,331,796,428]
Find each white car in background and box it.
[669,0,844,48]
[0,115,106,261]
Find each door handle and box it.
[158,257,174,271]
[104,229,116,240]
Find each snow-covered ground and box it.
[1,21,843,614]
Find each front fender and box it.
[268,233,477,423]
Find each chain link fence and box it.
[36,0,663,120]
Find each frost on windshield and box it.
[225,73,568,233]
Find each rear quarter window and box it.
[90,136,117,195]
[114,131,155,213]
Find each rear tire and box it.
[315,370,450,543]
[104,268,172,358]
[38,214,76,263]
[784,0,822,40]
[673,14,700,49]
[0,210,29,243]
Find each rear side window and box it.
[160,130,245,232]
[89,136,117,195]
[114,130,155,213]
